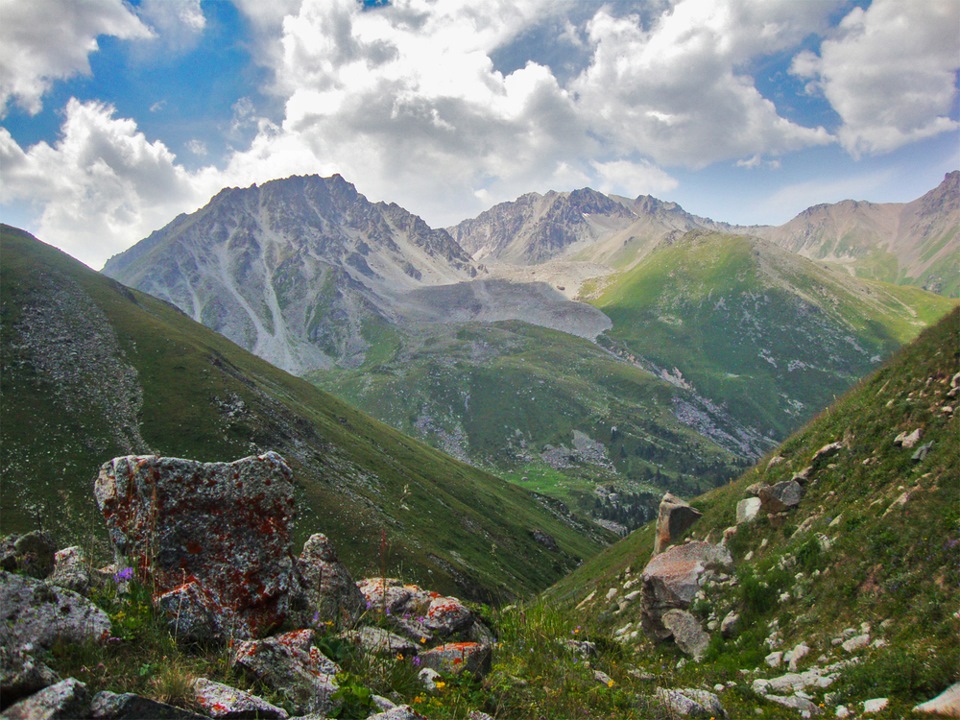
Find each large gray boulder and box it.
[653,493,702,554]
[640,541,731,641]
[662,609,710,661]
[95,452,299,642]
[0,571,111,651]
[758,480,803,514]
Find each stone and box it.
[296,533,365,628]
[745,482,768,496]
[193,678,289,719]
[90,691,207,719]
[233,629,339,716]
[343,626,419,656]
[47,547,94,595]
[736,497,762,524]
[894,428,921,448]
[640,541,732,640]
[765,651,783,668]
[593,669,615,686]
[418,642,492,677]
[655,687,726,717]
[862,698,888,714]
[95,452,299,642]
[912,442,933,462]
[811,442,843,467]
[653,493,702,554]
[560,639,597,657]
[914,681,960,717]
[720,611,740,638]
[784,642,810,671]
[759,480,803,513]
[0,646,60,707]
[2,678,89,720]
[835,705,850,718]
[417,667,442,691]
[763,693,821,717]
[0,531,56,579]
[841,634,870,653]
[0,571,111,651]
[367,706,427,720]
[662,610,710,661]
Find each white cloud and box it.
[0,99,218,268]
[591,159,678,196]
[0,0,151,116]
[790,0,960,156]
[136,0,206,54]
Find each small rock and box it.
[912,442,933,462]
[765,651,783,668]
[914,680,960,717]
[835,705,850,718]
[343,626,418,657]
[296,533,365,628]
[2,677,89,720]
[736,498,762,524]
[47,546,94,595]
[417,667,442,691]
[841,634,870,653]
[655,687,726,717]
[862,698,888,714]
[193,678,288,719]
[894,428,921,448]
[367,706,427,720]
[759,481,804,513]
[593,669,614,686]
[763,693,821,717]
[811,442,843,466]
[720,611,741,638]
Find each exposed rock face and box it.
[95,452,298,641]
[232,629,340,716]
[758,480,803,513]
[0,571,111,651]
[653,493,702,554]
[640,541,732,641]
[296,533,365,628]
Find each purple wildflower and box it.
[113,567,134,583]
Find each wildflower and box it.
[413,696,423,704]
[113,567,134,583]
[412,657,422,667]
[395,653,404,662]
[572,625,581,635]
[420,637,427,644]
[607,680,615,688]
[435,681,446,690]
[312,611,320,624]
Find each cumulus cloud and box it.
[591,159,678,196]
[790,0,960,156]
[135,0,206,54]
[0,0,151,116]
[0,99,218,268]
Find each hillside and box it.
[545,306,959,718]
[0,224,608,602]
[590,231,956,441]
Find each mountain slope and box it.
[547,306,959,716]
[591,231,956,440]
[1,224,607,602]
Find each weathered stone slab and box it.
[736,497,762,524]
[653,493,702,554]
[95,452,298,641]
[193,678,288,719]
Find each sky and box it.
[0,0,958,270]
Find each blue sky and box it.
[1,0,957,269]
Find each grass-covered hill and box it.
[590,231,957,441]
[543,305,959,718]
[0,224,607,602]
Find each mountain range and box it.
[100,174,958,529]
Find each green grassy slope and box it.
[546,306,959,716]
[312,320,751,528]
[0,225,606,602]
[592,231,957,441]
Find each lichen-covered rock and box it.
[662,609,710,661]
[653,493,702,554]
[0,571,111,651]
[47,546,95,595]
[2,677,89,720]
[90,690,206,719]
[356,578,489,645]
[0,531,56,579]
[640,541,732,641]
[367,706,428,720]
[759,480,803,513]
[418,642,492,677]
[736,497,762,524]
[0,646,60,707]
[95,452,298,641]
[232,629,339,716]
[342,626,419,657]
[193,678,288,719]
[296,533,364,628]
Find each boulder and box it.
[894,428,921,448]
[95,452,299,641]
[0,646,60,707]
[232,629,339,716]
[296,533,365,628]
[720,611,740,638]
[862,698,888,714]
[193,678,288,719]
[655,687,726,717]
[653,493,702,554]
[759,480,803,513]
[0,531,56,579]
[784,642,810,671]
[661,609,710,661]
[914,681,960,717]
[90,691,207,719]
[367,707,427,720]
[1,678,89,720]
[736,497,762,524]
[48,546,95,595]
[811,442,843,467]
[640,541,732,641]
[0,571,111,651]
[418,642,492,677]
[343,626,419,657]
[762,693,821,716]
